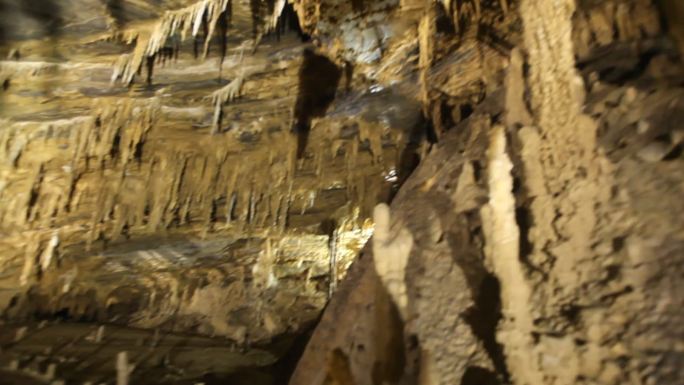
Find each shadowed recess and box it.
[104,0,127,28]
[18,0,62,39]
[293,49,342,159]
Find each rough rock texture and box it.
[0,321,293,385]
[0,0,683,384]
[0,0,407,342]
[0,1,409,383]
[291,1,684,385]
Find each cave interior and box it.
[0,0,683,385]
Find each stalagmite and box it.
[40,232,60,272]
[86,325,107,343]
[0,1,683,384]
[8,360,19,371]
[45,363,57,381]
[19,238,40,286]
[116,351,132,385]
[371,203,413,319]
[211,74,245,133]
[7,135,27,167]
[14,326,27,342]
[480,125,544,385]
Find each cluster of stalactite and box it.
[0,95,393,294]
[110,0,293,86]
[110,0,234,84]
[7,230,371,342]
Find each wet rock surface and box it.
[0,1,683,385]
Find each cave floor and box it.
[0,321,294,385]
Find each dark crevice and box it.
[371,299,406,385]
[104,0,127,28]
[461,366,501,385]
[218,9,230,73]
[134,140,145,163]
[292,49,341,158]
[19,0,63,39]
[663,142,684,160]
[560,304,581,324]
[25,170,43,220]
[425,115,440,144]
[462,274,510,383]
[472,160,482,182]
[515,206,533,261]
[288,3,310,42]
[440,100,456,131]
[351,0,366,13]
[250,0,263,39]
[110,128,121,159]
[460,103,474,121]
[434,2,456,36]
[266,321,320,384]
[146,54,156,85]
[0,0,6,45]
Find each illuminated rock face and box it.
[0,0,405,333]
[1,1,684,385]
[289,2,684,385]
[0,2,403,382]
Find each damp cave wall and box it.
[290,1,684,385]
[0,0,408,341]
[0,0,682,384]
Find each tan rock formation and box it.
[0,1,683,384]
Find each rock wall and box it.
[0,0,414,343]
[291,1,684,384]
[0,0,683,383]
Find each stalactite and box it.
[112,0,234,84]
[357,121,383,163]
[210,72,245,134]
[19,234,40,286]
[39,232,59,272]
[7,134,27,168]
[269,0,287,33]
[418,8,435,117]
[116,351,131,385]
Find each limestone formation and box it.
[0,1,683,385]
[371,203,412,318]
